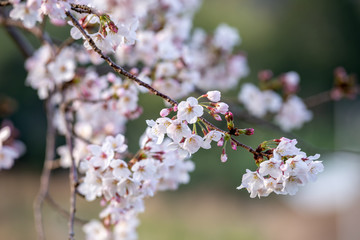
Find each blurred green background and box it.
[1,0,360,239]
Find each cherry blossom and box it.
[177,97,203,124]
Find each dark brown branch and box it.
[70,3,97,15]
[33,98,56,240]
[66,11,178,106]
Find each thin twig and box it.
[62,104,78,240]
[70,3,97,15]
[45,195,88,226]
[199,116,258,155]
[0,10,53,46]
[65,11,178,106]
[0,9,33,57]
[304,90,332,108]
[66,10,263,157]
[33,98,56,240]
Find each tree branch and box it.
[33,98,56,240]
[62,106,78,240]
[304,90,332,108]
[65,10,266,158]
[45,195,88,226]
[0,9,34,57]
[65,10,178,106]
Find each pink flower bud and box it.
[225,111,233,121]
[221,149,228,163]
[108,21,118,33]
[231,141,237,150]
[245,128,254,135]
[160,108,171,117]
[217,137,224,147]
[211,112,222,121]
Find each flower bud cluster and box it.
[237,137,324,198]
[0,124,25,170]
[80,129,195,239]
[238,71,312,131]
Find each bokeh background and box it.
[1,0,360,239]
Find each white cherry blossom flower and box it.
[0,147,19,170]
[10,1,42,29]
[166,119,191,143]
[0,126,11,149]
[110,159,131,180]
[237,169,266,198]
[213,23,240,51]
[307,161,324,181]
[87,144,114,170]
[177,97,203,124]
[83,220,110,240]
[274,137,301,158]
[259,158,283,178]
[275,95,312,131]
[104,134,128,153]
[183,134,203,154]
[214,102,229,114]
[202,130,223,149]
[131,159,157,182]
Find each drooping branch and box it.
[45,195,88,226]
[62,105,78,240]
[33,98,56,240]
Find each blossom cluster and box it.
[0,124,25,170]
[79,130,195,239]
[1,1,328,239]
[238,71,312,131]
[69,0,248,100]
[237,137,324,198]
[9,0,75,28]
[146,90,226,158]
[54,70,143,168]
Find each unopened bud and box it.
[231,141,237,150]
[108,21,118,33]
[221,149,228,163]
[101,26,107,37]
[160,108,171,117]
[245,128,254,135]
[225,111,233,121]
[211,112,222,121]
[217,137,224,147]
[258,70,273,82]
